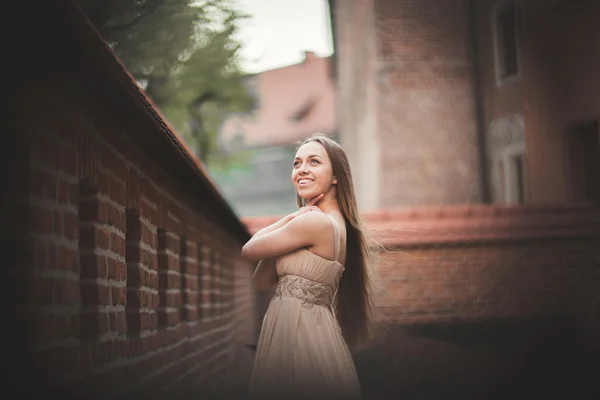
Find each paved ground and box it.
[355,322,597,400]
[226,319,597,399]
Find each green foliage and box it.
[78,0,255,162]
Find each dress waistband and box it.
[274,275,335,307]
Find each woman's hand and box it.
[288,194,324,220]
[251,193,323,239]
[241,202,332,262]
[242,193,328,262]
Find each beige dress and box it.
[249,214,361,398]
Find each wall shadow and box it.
[355,317,597,400]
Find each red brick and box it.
[141,224,153,246]
[106,257,117,279]
[166,292,181,308]
[104,202,120,228]
[111,233,126,256]
[185,275,199,292]
[58,246,79,273]
[161,271,178,290]
[141,311,155,331]
[80,254,107,279]
[96,172,110,195]
[112,311,127,333]
[109,176,127,206]
[81,283,110,306]
[55,278,81,305]
[167,310,181,327]
[112,286,127,306]
[145,269,158,290]
[63,211,78,240]
[115,260,127,281]
[183,307,198,321]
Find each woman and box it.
[241,134,376,398]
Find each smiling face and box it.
[292,141,338,202]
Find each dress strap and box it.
[326,214,341,263]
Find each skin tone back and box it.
[241,141,347,290]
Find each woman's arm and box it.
[252,258,278,290]
[241,211,331,262]
[252,194,323,239]
[252,215,293,239]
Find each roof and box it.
[243,203,600,247]
[220,53,336,148]
[59,0,250,242]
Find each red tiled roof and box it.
[242,203,600,247]
[220,54,336,147]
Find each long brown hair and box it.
[296,134,376,351]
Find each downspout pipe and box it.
[468,0,491,203]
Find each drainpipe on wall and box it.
[326,0,337,80]
[467,0,491,204]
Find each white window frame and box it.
[492,0,522,86]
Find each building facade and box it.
[321,0,600,369]
[329,0,599,211]
[213,53,337,217]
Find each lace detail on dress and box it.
[274,275,335,307]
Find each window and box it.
[500,144,528,204]
[566,121,600,204]
[493,1,521,83]
[512,153,528,204]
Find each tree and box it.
[78,0,254,163]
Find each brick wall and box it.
[332,0,382,211]
[21,84,257,398]
[374,0,483,207]
[245,204,600,351]
[332,0,484,209]
[332,0,599,209]
[470,0,600,205]
[367,204,600,350]
[13,2,258,396]
[474,0,524,122]
[472,0,525,204]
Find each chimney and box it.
[303,51,317,62]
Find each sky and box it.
[234,0,334,74]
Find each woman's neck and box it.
[316,193,339,215]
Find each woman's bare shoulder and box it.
[287,210,332,232]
